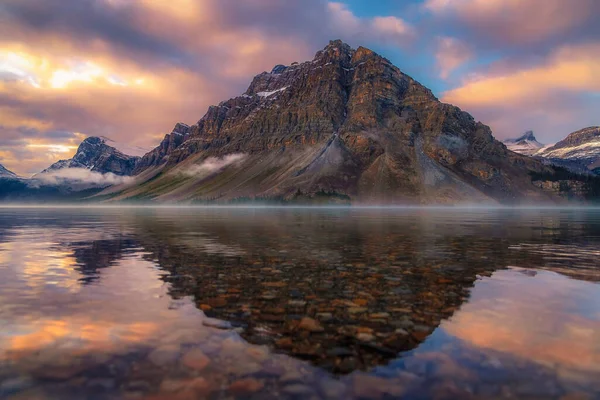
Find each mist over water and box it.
[0,207,599,399]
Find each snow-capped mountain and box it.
[536,127,600,173]
[502,131,544,156]
[0,163,18,179]
[40,137,140,176]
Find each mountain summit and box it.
[101,40,565,204]
[40,137,139,176]
[502,131,544,156]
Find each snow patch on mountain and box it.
[257,86,289,98]
[539,140,600,159]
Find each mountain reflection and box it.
[3,208,595,372]
[71,237,139,284]
[1,208,599,399]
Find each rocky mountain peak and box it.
[172,123,191,135]
[502,131,544,156]
[133,122,192,173]
[518,130,536,142]
[314,39,355,62]
[41,136,139,176]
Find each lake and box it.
[0,207,599,399]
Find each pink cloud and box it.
[435,36,473,79]
[424,0,600,47]
[441,42,600,141]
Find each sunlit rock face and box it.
[118,40,563,204]
[40,137,139,176]
[537,126,600,173]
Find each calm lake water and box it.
[0,207,599,399]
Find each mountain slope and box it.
[503,131,544,156]
[41,137,140,176]
[101,40,568,204]
[0,164,18,180]
[133,123,191,173]
[536,127,600,173]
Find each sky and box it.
[1,0,599,176]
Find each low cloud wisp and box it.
[32,168,133,188]
[182,153,247,177]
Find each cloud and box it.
[441,43,600,141]
[327,2,414,46]
[181,153,247,177]
[435,36,473,79]
[32,168,133,187]
[423,0,600,51]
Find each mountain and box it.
[0,164,18,180]
[133,123,191,173]
[536,127,600,174]
[0,160,103,202]
[97,40,584,205]
[502,131,544,156]
[0,136,141,200]
[40,137,140,176]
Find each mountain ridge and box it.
[3,41,597,204]
[536,127,600,172]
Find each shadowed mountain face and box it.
[103,41,560,204]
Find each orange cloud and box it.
[444,44,600,105]
[441,43,600,140]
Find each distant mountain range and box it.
[1,41,599,204]
[535,127,600,174]
[503,127,600,176]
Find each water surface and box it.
[0,207,599,399]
